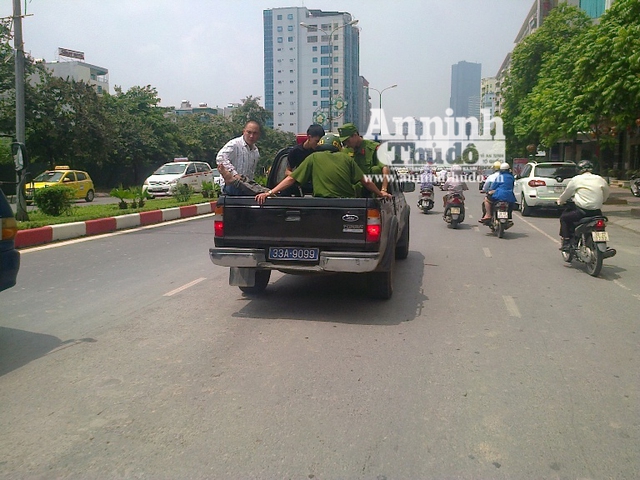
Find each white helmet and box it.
[451,164,462,173]
[500,162,510,170]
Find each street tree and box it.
[501,4,591,157]
[578,0,640,131]
[102,85,180,186]
[26,68,110,171]
[176,113,236,165]
[230,96,271,128]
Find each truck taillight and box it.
[214,204,224,237]
[594,218,606,231]
[366,208,381,243]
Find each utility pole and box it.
[13,0,28,221]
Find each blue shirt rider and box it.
[480,162,515,222]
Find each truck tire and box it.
[395,218,410,260]
[239,270,271,294]
[368,254,395,300]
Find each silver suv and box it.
[514,161,579,216]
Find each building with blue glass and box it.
[263,7,361,133]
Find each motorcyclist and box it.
[420,165,435,191]
[557,160,610,251]
[481,160,502,193]
[442,164,468,207]
[480,162,516,223]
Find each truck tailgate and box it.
[216,197,376,251]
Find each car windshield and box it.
[535,165,579,180]
[33,171,64,182]
[154,164,187,175]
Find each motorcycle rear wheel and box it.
[497,221,505,238]
[584,237,603,277]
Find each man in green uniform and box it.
[338,123,391,193]
[255,134,392,204]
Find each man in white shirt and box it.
[217,120,268,195]
[557,160,610,250]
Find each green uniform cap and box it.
[338,123,358,142]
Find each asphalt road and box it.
[0,189,638,478]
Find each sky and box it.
[2,0,534,121]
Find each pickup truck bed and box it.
[210,189,412,299]
[209,149,414,299]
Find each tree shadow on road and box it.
[0,328,96,377]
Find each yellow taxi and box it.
[26,166,95,203]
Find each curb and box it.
[15,201,217,249]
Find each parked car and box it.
[212,169,225,187]
[0,188,20,292]
[25,166,95,203]
[514,161,579,216]
[142,160,214,197]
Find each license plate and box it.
[592,231,609,242]
[497,211,509,219]
[554,185,565,192]
[268,247,319,261]
[449,207,461,214]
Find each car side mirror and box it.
[63,178,71,182]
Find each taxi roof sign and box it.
[54,165,71,170]
[173,157,189,162]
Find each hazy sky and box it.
[3,0,533,120]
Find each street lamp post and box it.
[368,84,397,136]
[301,19,358,131]
[369,84,397,112]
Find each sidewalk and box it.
[15,200,218,249]
[601,186,640,234]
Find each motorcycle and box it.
[481,200,514,238]
[443,191,465,228]
[562,213,616,277]
[630,176,640,197]
[417,186,435,213]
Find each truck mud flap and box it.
[229,267,257,287]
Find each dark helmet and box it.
[316,133,342,152]
[577,160,594,173]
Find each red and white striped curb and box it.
[15,201,217,249]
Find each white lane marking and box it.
[634,294,640,301]
[613,279,631,291]
[483,247,492,258]
[21,213,215,253]
[502,295,522,318]
[516,213,560,244]
[164,277,207,297]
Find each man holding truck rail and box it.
[255,133,392,205]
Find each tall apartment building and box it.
[263,7,360,133]
[450,61,482,119]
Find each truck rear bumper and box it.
[209,247,380,273]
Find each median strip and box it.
[15,201,217,249]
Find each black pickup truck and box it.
[209,149,415,299]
